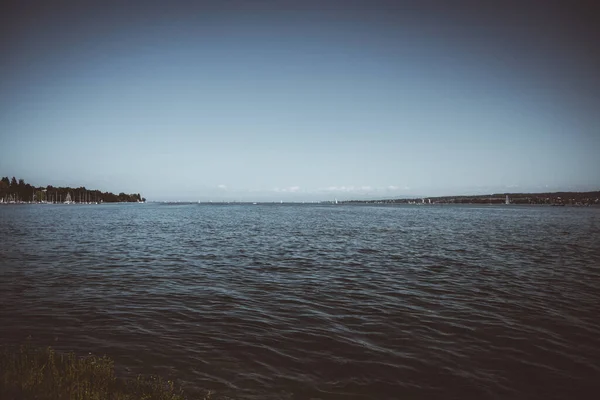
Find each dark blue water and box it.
[1,203,599,399]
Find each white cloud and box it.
[273,186,300,193]
[217,184,227,189]
[322,185,373,193]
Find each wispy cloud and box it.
[273,186,301,193]
[217,184,227,189]
[320,185,410,193]
[324,186,358,192]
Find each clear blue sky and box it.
[1,1,599,201]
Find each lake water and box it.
[1,203,599,399]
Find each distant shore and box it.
[177,190,600,206]
[339,190,600,207]
[0,176,145,205]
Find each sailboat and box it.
[505,195,510,205]
[64,192,73,205]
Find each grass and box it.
[0,344,212,400]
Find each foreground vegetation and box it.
[0,344,208,400]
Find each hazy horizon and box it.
[2,173,597,203]
[2,0,599,202]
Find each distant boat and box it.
[505,195,510,205]
[64,193,73,205]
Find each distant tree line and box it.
[342,191,600,206]
[0,176,145,203]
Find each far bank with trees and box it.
[0,176,145,204]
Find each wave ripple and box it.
[1,204,600,399]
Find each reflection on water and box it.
[1,204,599,399]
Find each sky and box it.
[1,0,599,201]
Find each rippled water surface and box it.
[1,203,600,399]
